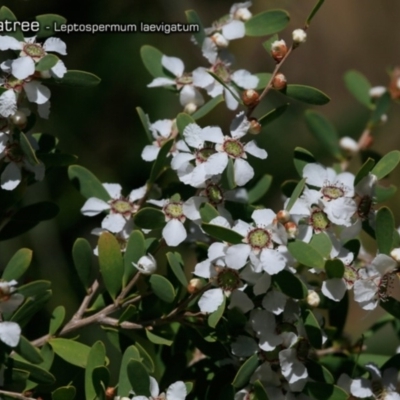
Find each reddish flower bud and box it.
[272,73,287,90]
[248,118,262,135]
[271,39,287,63]
[242,89,259,107]
[187,278,204,294]
[285,221,298,238]
[276,210,290,224]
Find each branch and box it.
[0,390,36,400]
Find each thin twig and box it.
[0,390,36,400]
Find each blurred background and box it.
[0,0,400,384]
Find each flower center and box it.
[5,143,24,163]
[22,43,45,60]
[109,197,134,217]
[343,265,358,289]
[195,147,216,163]
[321,185,344,200]
[176,73,193,85]
[4,76,24,92]
[246,228,273,251]
[357,195,373,220]
[310,206,330,231]
[223,139,244,158]
[377,272,396,303]
[216,267,241,291]
[204,183,224,205]
[212,62,231,83]
[164,201,185,221]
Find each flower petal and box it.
[198,288,224,312]
[12,57,35,79]
[234,158,254,186]
[162,55,184,78]
[0,89,17,117]
[43,37,67,54]
[244,140,268,159]
[24,81,51,104]
[166,381,187,400]
[222,20,245,40]
[141,144,160,161]
[81,197,110,216]
[101,213,127,233]
[0,321,21,347]
[50,59,67,78]
[226,244,251,269]
[163,219,187,246]
[103,183,122,199]
[1,162,21,190]
[0,36,22,51]
[231,69,259,89]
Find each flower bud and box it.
[307,290,320,308]
[369,86,387,99]
[248,118,262,135]
[242,89,259,107]
[132,254,157,275]
[276,210,290,224]
[234,7,252,21]
[105,387,116,400]
[389,67,400,100]
[390,248,400,262]
[184,102,197,115]
[284,221,298,238]
[11,110,27,128]
[187,278,204,294]
[292,29,307,44]
[272,73,287,90]
[339,136,359,155]
[271,39,287,63]
[211,33,229,48]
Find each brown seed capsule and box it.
[242,89,260,108]
[285,221,298,238]
[276,210,290,224]
[187,278,204,294]
[248,118,262,135]
[271,39,287,63]
[272,73,287,90]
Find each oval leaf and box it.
[141,45,166,79]
[145,330,173,346]
[287,240,325,269]
[375,207,395,255]
[273,270,308,299]
[2,248,32,281]
[53,70,101,86]
[286,178,306,212]
[371,150,400,180]
[127,359,151,396]
[344,70,372,108]
[201,223,244,244]
[52,386,76,400]
[49,338,90,368]
[167,252,188,287]
[232,353,259,388]
[49,306,65,335]
[286,85,330,105]
[304,309,323,349]
[85,341,106,400]
[133,207,165,229]
[245,9,290,36]
[123,230,146,286]
[248,174,273,204]
[72,238,93,291]
[35,14,67,38]
[118,346,142,396]
[149,274,176,303]
[149,139,174,183]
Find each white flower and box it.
[147,55,204,109]
[81,183,146,233]
[132,254,157,275]
[0,280,24,313]
[292,29,307,44]
[131,376,187,400]
[0,321,21,347]
[0,35,67,80]
[369,86,387,99]
[193,62,259,110]
[353,254,398,310]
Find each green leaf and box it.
[85,341,106,400]
[35,54,59,71]
[309,233,332,258]
[259,104,289,127]
[118,346,142,396]
[245,9,290,36]
[371,92,391,125]
[133,207,165,229]
[306,359,334,384]
[185,10,206,46]
[15,335,44,364]
[53,70,101,86]
[303,383,348,400]
[371,150,400,180]
[0,202,59,241]
[294,147,316,176]
[118,305,137,324]
[17,280,51,298]
[254,72,273,90]
[199,203,219,223]
[149,274,176,303]
[232,353,259,388]
[343,70,372,108]
[140,45,166,79]
[286,85,330,105]
[145,330,173,346]
[262,34,279,55]
[11,359,55,385]
[354,158,375,185]
[2,248,32,281]
[208,296,226,328]
[343,239,361,259]
[0,7,23,40]
[285,178,306,212]
[128,360,151,396]
[149,139,174,183]
[306,0,325,26]
[248,175,273,204]
[273,270,308,299]
[49,306,65,335]
[123,230,146,286]
[35,14,67,38]
[304,309,323,349]
[201,223,244,244]
[382,353,400,371]
[325,259,345,279]
[376,184,397,203]
[49,338,90,368]
[375,207,395,255]
[192,95,224,120]
[52,386,76,400]
[167,252,188,288]
[98,232,124,300]
[208,72,242,105]
[72,238,93,292]
[176,112,195,137]
[39,153,78,167]
[221,157,236,189]
[135,341,155,372]
[253,380,269,400]
[287,240,325,269]
[20,132,40,165]
[68,165,110,201]
[305,110,341,159]
[92,366,109,400]
[136,107,153,143]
